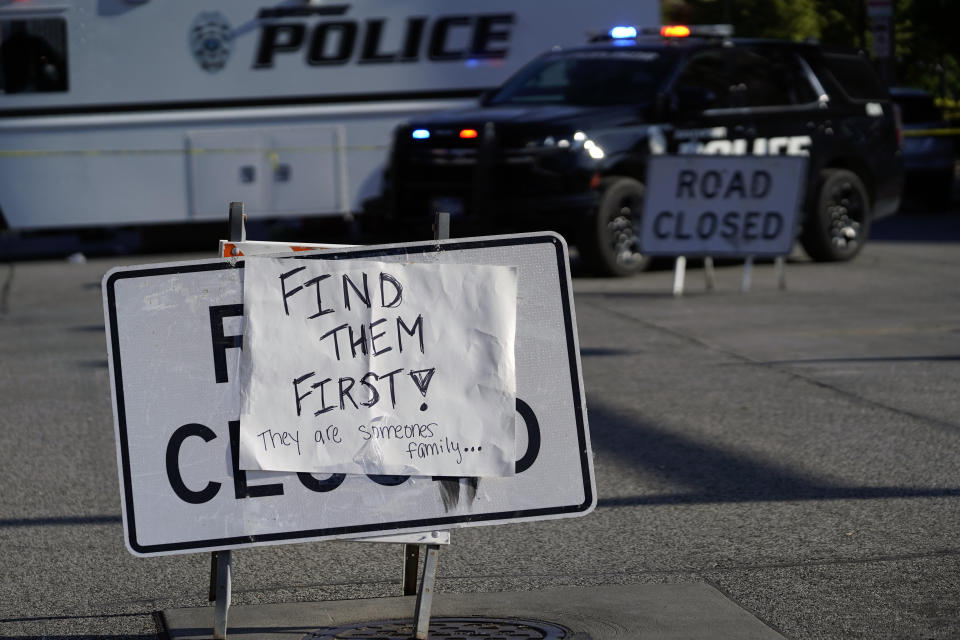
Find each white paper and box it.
[238,258,517,476]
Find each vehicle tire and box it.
[579,177,651,277]
[800,168,871,262]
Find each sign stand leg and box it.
[402,544,420,595]
[208,201,246,639]
[406,211,453,636]
[433,210,451,242]
[212,550,232,639]
[228,201,247,242]
[672,256,687,297]
[413,544,441,639]
[704,257,715,291]
[741,256,754,293]
[775,255,787,290]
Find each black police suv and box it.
[374,25,903,276]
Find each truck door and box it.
[666,48,754,155]
[718,45,825,160]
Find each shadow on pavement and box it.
[742,355,960,365]
[0,515,121,528]
[0,636,155,640]
[587,403,960,508]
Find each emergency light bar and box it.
[602,23,733,41]
[409,128,480,140]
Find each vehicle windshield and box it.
[486,49,674,107]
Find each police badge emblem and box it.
[189,12,233,73]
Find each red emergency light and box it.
[661,25,692,38]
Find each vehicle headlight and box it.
[583,139,605,159]
[525,130,604,158]
[524,134,568,148]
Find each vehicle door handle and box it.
[805,121,834,135]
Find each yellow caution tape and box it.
[0,144,389,158]
[902,128,960,137]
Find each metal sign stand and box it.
[671,256,686,296]
[207,204,450,640]
[211,550,232,639]
[703,256,716,292]
[209,201,245,640]
[407,210,454,639]
[740,256,754,292]
[672,256,716,297]
[741,256,788,293]
[775,255,787,290]
[672,254,787,296]
[414,543,441,638]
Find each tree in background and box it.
[662,0,819,41]
[895,0,960,99]
[662,0,958,100]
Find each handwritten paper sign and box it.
[237,258,518,477]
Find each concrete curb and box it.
[162,583,786,639]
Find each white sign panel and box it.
[239,259,518,476]
[640,155,807,257]
[103,233,594,556]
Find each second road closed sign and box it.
[640,155,808,257]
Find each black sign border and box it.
[105,233,593,555]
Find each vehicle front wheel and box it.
[800,168,871,262]
[579,177,651,277]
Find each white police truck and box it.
[0,0,653,233]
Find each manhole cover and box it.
[303,616,570,639]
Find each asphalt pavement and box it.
[1,211,958,639]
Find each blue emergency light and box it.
[609,25,638,39]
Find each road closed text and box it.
[102,236,593,555]
[641,156,807,257]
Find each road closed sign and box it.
[640,155,808,257]
[102,233,595,556]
